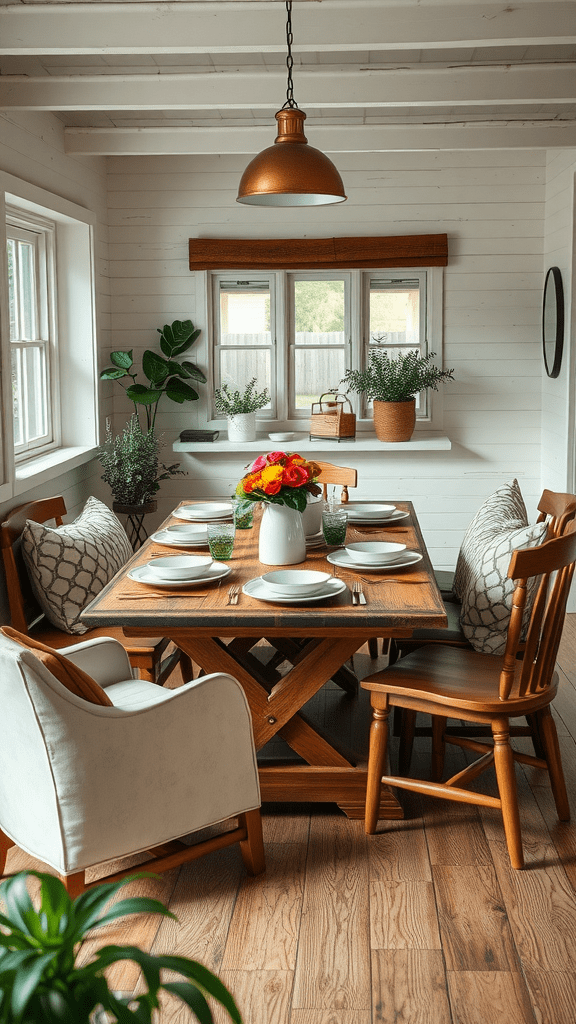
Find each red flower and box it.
[267,451,287,465]
[283,464,309,487]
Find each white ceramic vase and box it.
[227,411,256,442]
[258,502,306,565]
[301,492,323,537]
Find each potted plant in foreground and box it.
[213,377,270,442]
[0,871,242,1023]
[96,414,183,520]
[340,349,454,441]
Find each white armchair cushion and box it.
[21,496,132,635]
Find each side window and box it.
[6,211,58,459]
[212,276,275,418]
[366,271,428,416]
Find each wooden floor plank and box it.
[292,815,371,1011]
[213,970,293,1024]
[371,950,452,1024]
[447,971,537,1024]
[291,1012,372,1024]
[524,969,576,1024]
[370,880,441,950]
[432,864,518,972]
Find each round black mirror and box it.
[542,266,564,379]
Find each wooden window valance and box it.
[189,233,448,271]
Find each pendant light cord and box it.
[282,1,298,109]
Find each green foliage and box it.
[214,377,270,416]
[96,415,182,506]
[100,320,206,432]
[0,871,242,1024]
[294,280,344,333]
[340,349,455,403]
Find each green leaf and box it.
[10,952,56,1018]
[1,875,35,936]
[180,361,207,384]
[100,367,129,380]
[142,350,170,384]
[282,489,307,513]
[126,384,163,407]
[110,350,134,370]
[87,898,176,934]
[163,982,214,1024]
[164,377,199,404]
[37,875,71,940]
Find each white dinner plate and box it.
[242,576,347,604]
[327,549,423,572]
[128,562,231,587]
[342,508,410,525]
[173,502,233,522]
[305,531,325,548]
[150,529,209,548]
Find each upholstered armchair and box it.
[0,631,264,895]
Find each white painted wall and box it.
[107,149,547,570]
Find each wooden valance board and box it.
[189,233,448,271]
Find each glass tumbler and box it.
[232,497,254,530]
[322,509,348,547]
[207,522,235,560]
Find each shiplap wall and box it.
[0,111,109,623]
[107,149,546,570]
[541,150,576,494]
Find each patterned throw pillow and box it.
[22,496,132,635]
[453,480,547,654]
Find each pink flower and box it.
[267,451,287,464]
[250,455,268,472]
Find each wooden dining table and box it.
[82,501,447,820]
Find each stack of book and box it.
[179,429,220,442]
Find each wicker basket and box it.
[309,393,356,440]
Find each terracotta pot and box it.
[373,399,416,442]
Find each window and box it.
[7,209,58,458]
[210,268,439,428]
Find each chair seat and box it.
[363,643,557,717]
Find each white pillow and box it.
[22,497,133,635]
[454,480,547,654]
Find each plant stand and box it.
[113,500,157,551]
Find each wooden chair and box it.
[395,489,576,771]
[0,496,189,685]
[362,521,576,869]
[314,460,357,504]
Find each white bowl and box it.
[165,524,208,540]
[148,554,213,580]
[181,502,232,517]
[261,569,331,597]
[345,541,407,565]
[268,432,296,442]
[345,503,396,519]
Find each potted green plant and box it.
[213,377,270,442]
[96,414,182,519]
[0,870,242,1023]
[340,349,454,441]
[100,320,206,433]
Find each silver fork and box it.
[353,581,366,604]
[352,580,361,604]
[227,584,240,605]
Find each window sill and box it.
[14,445,98,496]
[173,432,451,454]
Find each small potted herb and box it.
[0,871,242,1023]
[213,377,270,442]
[96,414,182,516]
[340,349,454,441]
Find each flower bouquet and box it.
[236,451,322,513]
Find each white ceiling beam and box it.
[1,1,575,55]
[1,65,573,111]
[64,122,576,155]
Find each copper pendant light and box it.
[236,1,347,207]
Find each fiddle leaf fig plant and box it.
[0,871,243,1024]
[101,319,206,432]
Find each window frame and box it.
[205,265,444,434]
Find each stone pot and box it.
[227,411,257,442]
[373,399,416,442]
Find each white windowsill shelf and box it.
[173,432,451,454]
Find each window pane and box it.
[219,281,271,345]
[220,349,272,406]
[294,280,345,344]
[11,348,23,446]
[7,239,17,341]
[294,348,346,410]
[369,279,420,347]
[23,345,48,441]
[18,241,36,340]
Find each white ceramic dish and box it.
[165,523,209,539]
[150,530,209,549]
[128,563,231,587]
[173,503,233,522]
[345,541,407,565]
[344,503,396,520]
[268,432,296,442]
[305,531,325,548]
[243,576,346,604]
[147,554,213,580]
[327,549,423,572]
[343,509,410,525]
[261,569,331,597]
